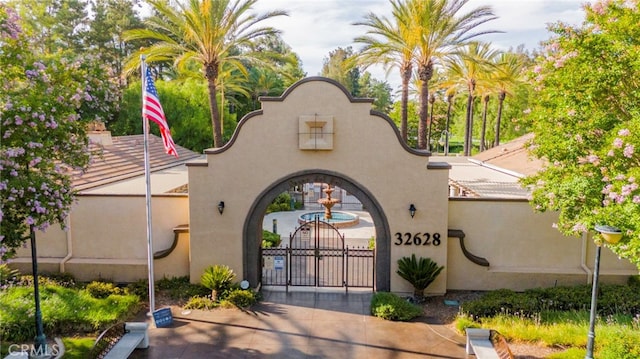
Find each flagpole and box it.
[141,55,156,314]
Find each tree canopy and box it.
[522,0,640,269]
[0,4,98,260]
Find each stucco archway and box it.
[188,77,451,294]
[243,169,391,291]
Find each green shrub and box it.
[262,230,282,248]
[370,292,423,321]
[0,264,20,287]
[599,328,640,359]
[156,276,209,300]
[396,254,444,299]
[368,236,375,249]
[86,281,123,298]
[461,285,640,319]
[266,192,294,213]
[222,289,259,308]
[184,295,219,310]
[201,265,235,301]
[127,278,149,299]
[628,275,640,288]
[42,271,76,288]
[15,274,76,289]
[454,313,479,334]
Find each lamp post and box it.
[29,224,48,356]
[585,224,622,359]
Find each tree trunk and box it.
[400,62,412,143]
[494,91,506,147]
[205,62,223,148]
[464,80,476,156]
[480,95,489,152]
[417,61,433,150]
[445,95,453,156]
[427,94,435,152]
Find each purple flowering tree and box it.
[0,4,94,261]
[522,0,640,268]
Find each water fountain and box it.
[317,184,340,219]
[298,184,360,228]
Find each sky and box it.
[251,0,588,90]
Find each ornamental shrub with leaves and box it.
[200,264,236,301]
[522,0,640,269]
[396,254,444,299]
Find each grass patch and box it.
[62,337,96,359]
[455,284,640,358]
[0,284,140,342]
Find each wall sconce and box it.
[217,201,225,215]
[409,204,416,218]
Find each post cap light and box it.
[217,201,225,215]
[595,224,622,244]
[409,204,416,218]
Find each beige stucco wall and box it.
[11,194,190,282]
[447,199,637,291]
[188,78,450,293]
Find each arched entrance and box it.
[243,169,391,291]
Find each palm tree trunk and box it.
[427,94,435,152]
[464,81,476,156]
[206,77,223,148]
[400,63,412,143]
[464,95,473,156]
[494,92,506,147]
[418,62,433,150]
[418,81,429,149]
[480,95,489,152]
[445,95,453,156]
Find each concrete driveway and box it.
[130,289,468,359]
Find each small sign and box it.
[264,256,274,270]
[301,227,311,241]
[274,256,285,270]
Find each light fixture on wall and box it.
[217,201,225,215]
[409,204,416,218]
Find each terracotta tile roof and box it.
[72,133,201,191]
[471,133,545,177]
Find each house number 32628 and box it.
[394,232,441,246]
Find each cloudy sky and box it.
[252,0,587,89]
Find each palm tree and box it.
[123,0,288,148]
[427,93,436,150]
[409,0,499,149]
[479,92,491,151]
[443,87,456,155]
[492,52,526,146]
[443,42,500,155]
[354,0,417,143]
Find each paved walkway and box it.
[130,289,468,359]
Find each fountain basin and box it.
[298,211,360,228]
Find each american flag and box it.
[144,67,178,157]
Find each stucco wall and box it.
[188,78,450,293]
[11,194,190,282]
[447,199,636,291]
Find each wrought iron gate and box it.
[261,217,374,291]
